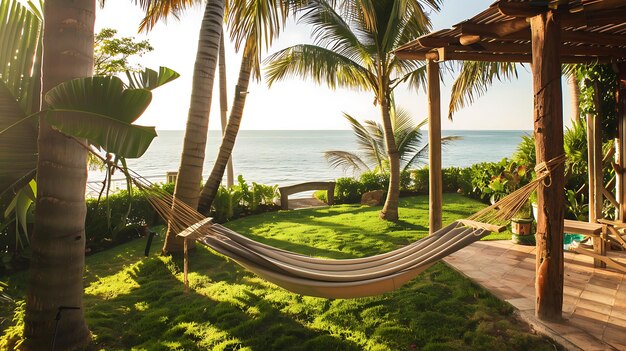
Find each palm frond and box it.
[299,0,372,67]
[343,113,385,169]
[323,150,370,174]
[392,62,427,91]
[264,44,373,89]
[448,61,519,119]
[132,0,198,32]
[227,0,289,79]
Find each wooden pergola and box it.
[395,0,626,321]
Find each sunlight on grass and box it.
[1,194,557,350]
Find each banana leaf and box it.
[125,66,180,90]
[44,76,157,158]
[45,110,157,159]
[0,0,41,198]
[45,76,152,124]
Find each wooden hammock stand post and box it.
[177,217,213,292]
[394,0,626,321]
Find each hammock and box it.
[133,155,565,299]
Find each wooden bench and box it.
[278,181,335,210]
[563,219,606,268]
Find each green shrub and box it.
[334,177,365,204]
[442,167,472,194]
[85,185,159,253]
[411,168,429,193]
[359,171,388,193]
[210,176,279,222]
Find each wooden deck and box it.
[444,240,626,351]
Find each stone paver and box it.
[444,240,626,351]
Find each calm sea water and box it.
[87,130,530,193]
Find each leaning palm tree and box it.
[196,0,290,215]
[135,0,226,253]
[326,107,458,174]
[264,0,440,221]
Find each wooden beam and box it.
[561,30,626,47]
[498,2,548,17]
[447,42,626,58]
[459,35,481,46]
[427,59,442,233]
[583,0,626,12]
[457,18,529,38]
[561,8,626,28]
[531,11,565,321]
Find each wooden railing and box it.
[278,181,335,210]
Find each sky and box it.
[94,1,575,131]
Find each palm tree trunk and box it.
[219,29,234,187]
[197,53,252,215]
[162,0,225,254]
[379,93,400,221]
[24,1,94,349]
[568,74,580,122]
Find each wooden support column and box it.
[616,63,626,222]
[530,11,565,321]
[427,59,442,233]
[586,108,602,222]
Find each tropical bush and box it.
[211,176,279,222]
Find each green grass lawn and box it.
[1,194,559,350]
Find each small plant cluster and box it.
[84,183,174,254]
[317,169,471,204]
[212,176,279,222]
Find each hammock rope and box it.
[127,155,565,298]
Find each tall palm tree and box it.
[263,0,439,221]
[218,31,235,187]
[325,107,458,174]
[196,0,289,215]
[136,0,226,253]
[23,0,95,349]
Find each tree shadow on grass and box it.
[85,250,362,351]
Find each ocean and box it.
[87,130,530,194]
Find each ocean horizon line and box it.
[154,129,534,132]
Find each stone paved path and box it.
[444,240,626,351]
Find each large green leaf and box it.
[45,76,152,125]
[0,0,41,198]
[46,110,157,159]
[125,66,180,90]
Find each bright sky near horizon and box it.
[95,1,574,131]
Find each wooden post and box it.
[427,59,442,233]
[587,113,597,222]
[327,183,335,206]
[184,238,189,293]
[530,11,565,321]
[616,64,626,222]
[586,108,603,223]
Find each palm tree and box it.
[23,0,95,349]
[263,0,440,221]
[218,31,235,187]
[325,107,458,174]
[196,0,289,215]
[135,0,226,253]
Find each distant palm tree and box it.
[135,0,226,253]
[325,107,458,174]
[265,0,440,221]
[196,0,290,215]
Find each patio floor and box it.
[444,240,626,351]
